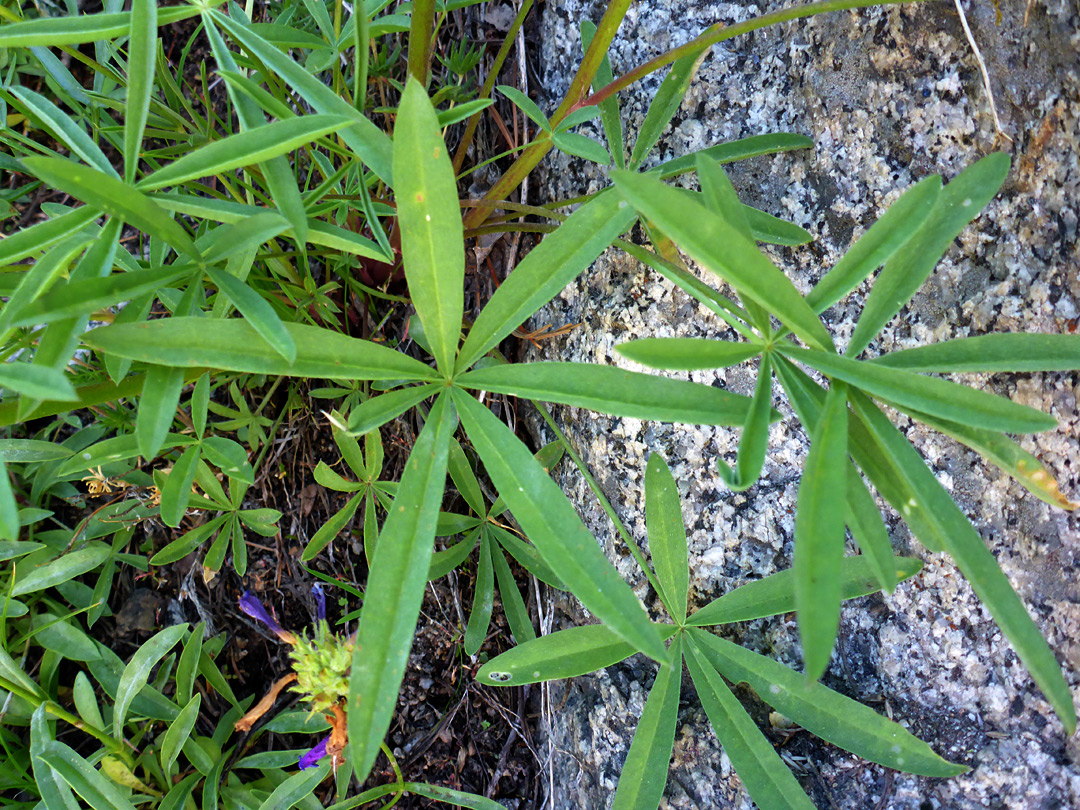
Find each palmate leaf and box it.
[688,628,965,777]
[684,640,816,810]
[349,393,454,783]
[83,319,438,381]
[612,166,833,352]
[781,345,1057,434]
[611,636,682,810]
[395,79,465,376]
[455,362,766,426]
[452,388,667,662]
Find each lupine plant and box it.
[0,0,1076,807]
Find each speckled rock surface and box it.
[526,1,1080,808]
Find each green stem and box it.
[406,0,436,87]
[450,0,535,175]
[464,0,919,231]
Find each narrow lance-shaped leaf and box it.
[781,345,1057,435]
[349,393,454,783]
[580,20,624,169]
[452,388,667,662]
[717,353,774,492]
[687,556,923,628]
[137,115,354,191]
[477,624,678,687]
[611,636,682,810]
[648,132,814,180]
[135,365,183,461]
[807,175,942,315]
[0,236,93,340]
[0,4,213,47]
[9,87,116,177]
[456,362,765,426]
[0,207,98,268]
[39,741,139,810]
[346,384,440,436]
[794,380,849,681]
[612,167,833,352]
[688,628,965,777]
[84,319,438,381]
[629,48,706,170]
[456,192,637,372]
[870,333,1080,373]
[848,390,1077,732]
[125,0,157,183]
[616,337,761,371]
[113,623,189,736]
[645,454,688,624]
[491,545,536,644]
[463,533,495,655]
[205,267,296,363]
[0,459,18,541]
[21,157,199,260]
[394,78,464,376]
[848,153,1010,357]
[684,640,816,810]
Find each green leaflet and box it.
[0,3,216,47]
[616,337,761,371]
[394,79,465,376]
[124,0,156,183]
[793,380,848,681]
[645,454,689,624]
[612,167,833,352]
[348,393,454,783]
[629,49,706,170]
[112,623,188,735]
[205,267,296,363]
[83,318,438,381]
[847,153,1011,356]
[716,353,774,491]
[38,741,138,810]
[453,388,666,663]
[687,556,923,627]
[870,333,1080,373]
[455,362,766,426]
[781,345,1057,434]
[477,624,677,687]
[21,158,198,259]
[684,640,816,810]
[688,629,965,777]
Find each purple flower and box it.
[238,592,296,644]
[312,583,326,622]
[298,735,329,770]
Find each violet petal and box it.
[238,591,291,642]
[298,736,329,770]
[312,583,326,622]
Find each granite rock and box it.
[525,0,1080,807]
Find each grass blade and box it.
[124,0,156,182]
[612,169,833,352]
[645,454,688,624]
[781,345,1056,434]
[687,556,922,627]
[455,361,764,426]
[348,393,453,783]
[453,388,666,662]
[794,380,848,681]
[848,153,1010,356]
[870,333,1080,373]
[807,176,941,314]
[616,337,761,371]
[688,628,965,777]
[456,192,636,372]
[84,318,437,381]
[477,624,676,686]
[395,78,464,376]
[684,640,816,810]
[21,157,199,260]
[848,390,1077,732]
[611,636,681,810]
